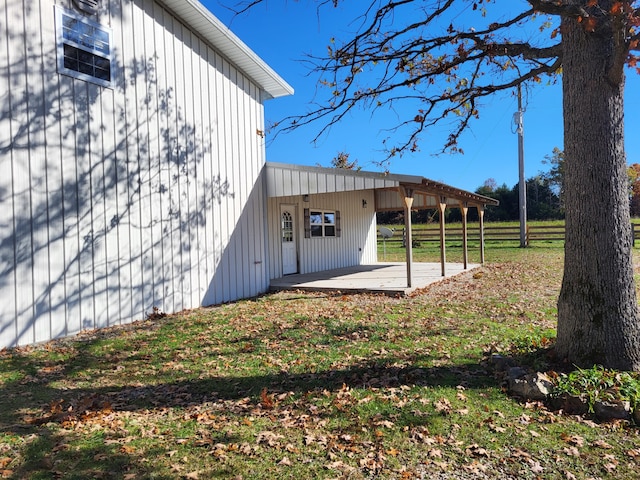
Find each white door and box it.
[281,206,298,275]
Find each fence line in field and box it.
[377,223,640,246]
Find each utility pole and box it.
[515,85,527,247]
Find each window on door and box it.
[282,211,294,242]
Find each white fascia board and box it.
[160,0,294,99]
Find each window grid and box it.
[310,210,336,238]
[281,211,294,242]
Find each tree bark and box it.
[557,6,640,370]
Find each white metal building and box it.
[0,0,292,348]
[0,0,497,349]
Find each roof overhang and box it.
[266,162,499,208]
[159,0,294,99]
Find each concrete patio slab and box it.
[269,262,479,296]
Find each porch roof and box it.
[265,162,498,208]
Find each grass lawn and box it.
[2,244,640,479]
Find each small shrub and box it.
[552,365,640,413]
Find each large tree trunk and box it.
[556,8,640,370]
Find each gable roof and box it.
[161,0,294,99]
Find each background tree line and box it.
[378,147,640,224]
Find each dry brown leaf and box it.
[627,448,640,457]
[563,446,580,457]
[591,439,614,449]
[386,448,400,457]
[432,460,448,470]
[511,448,531,459]
[562,434,585,447]
[375,420,395,428]
[260,388,274,410]
[429,448,443,458]
[434,398,452,414]
[528,460,544,474]
[466,444,489,457]
[285,444,299,454]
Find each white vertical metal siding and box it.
[0,0,270,348]
[267,191,377,280]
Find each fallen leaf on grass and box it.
[463,461,487,474]
[256,431,284,448]
[431,460,448,470]
[428,449,443,458]
[561,434,584,447]
[120,445,136,454]
[603,454,618,472]
[627,448,640,457]
[591,439,614,449]
[325,460,357,474]
[563,446,580,457]
[285,443,299,454]
[375,420,395,429]
[510,448,531,459]
[260,388,274,410]
[466,444,489,457]
[386,448,400,457]
[0,460,10,469]
[528,460,544,474]
[434,398,452,414]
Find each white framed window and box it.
[310,210,336,237]
[55,6,112,87]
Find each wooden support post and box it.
[460,201,469,270]
[478,204,486,264]
[400,187,414,288]
[438,196,447,277]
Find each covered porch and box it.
[269,261,479,296]
[265,162,498,290]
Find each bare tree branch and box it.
[246,0,638,156]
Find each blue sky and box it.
[205,1,640,192]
